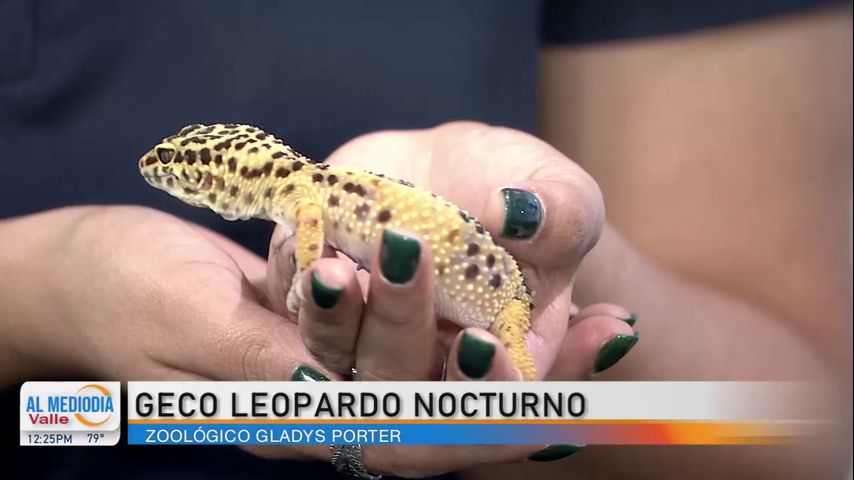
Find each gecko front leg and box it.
[285,200,325,313]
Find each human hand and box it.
[268,121,638,381]
[1,205,343,459]
[259,122,641,474]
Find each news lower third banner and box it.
[125,382,827,446]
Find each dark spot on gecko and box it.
[312,173,324,183]
[183,187,195,195]
[144,156,157,166]
[467,243,480,256]
[185,150,197,165]
[214,155,223,166]
[465,264,479,280]
[377,209,391,223]
[256,133,267,141]
[262,162,273,175]
[207,193,217,203]
[235,142,247,150]
[291,162,303,171]
[343,182,355,193]
[458,210,470,223]
[275,167,290,178]
[166,177,174,187]
[271,151,286,159]
[523,281,532,297]
[264,187,274,198]
[228,158,237,173]
[248,147,259,154]
[489,274,502,289]
[229,186,238,197]
[486,254,496,268]
[244,193,254,204]
[199,148,211,165]
[328,195,339,206]
[221,202,230,210]
[173,152,183,163]
[327,175,338,186]
[317,163,330,170]
[392,177,415,188]
[200,172,213,190]
[240,166,249,177]
[475,222,485,235]
[437,264,446,276]
[353,184,367,197]
[284,184,295,194]
[354,203,370,219]
[308,244,318,251]
[447,229,459,242]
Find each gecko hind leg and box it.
[490,298,536,380]
[285,202,325,314]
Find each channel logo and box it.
[20,381,121,446]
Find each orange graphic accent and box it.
[74,384,113,427]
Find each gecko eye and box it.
[156,146,176,164]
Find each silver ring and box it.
[330,444,381,479]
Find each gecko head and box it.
[138,126,225,209]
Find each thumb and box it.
[429,122,605,270]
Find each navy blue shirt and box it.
[0,1,843,478]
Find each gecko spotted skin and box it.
[139,124,536,380]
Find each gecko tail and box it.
[491,298,536,381]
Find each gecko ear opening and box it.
[156,145,176,164]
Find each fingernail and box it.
[529,444,583,462]
[380,230,420,284]
[310,271,341,309]
[593,334,639,373]
[291,365,329,382]
[457,332,495,379]
[619,313,638,327]
[501,188,542,239]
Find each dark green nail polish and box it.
[593,334,639,373]
[619,313,638,327]
[310,271,341,309]
[458,332,495,379]
[529,444,583,462]
[291,365,329,382]
[380,230,420,284]
[501,188,542,239]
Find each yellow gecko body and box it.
[139,124,535,379]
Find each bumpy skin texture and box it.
[139,124,536,379]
